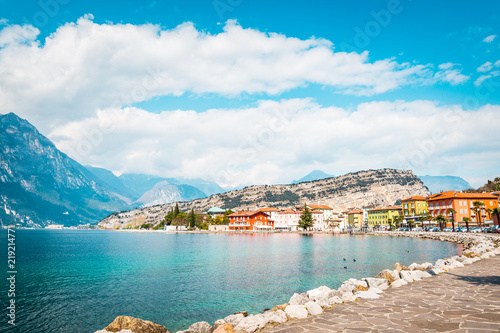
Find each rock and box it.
[434,259,446,268]
[390,279,408,288]
[364,278,389,290]
[316,295,342,308]
[211,320,227,333]
[353,284,369,292]
[233,315,265,333]
[213,324,234,333]
[419,271,432,278]
[103,316,168,333]
[428,268,444,275]
[262,310,287,324]
[288,293,309,305]
[339,279,368,294]
[341,292,356,302]
[394,262,408,272]
[421,262,434,271]
[233,312,248,317]
[284,305,308,319]
[354,289,380,299]
[223,314,245,328]
[375,270,395,284]
[185,322,211,333]
[306,286,331,300]
[304,301,323,316]
[270,303,288,311]
[463,252,480,258]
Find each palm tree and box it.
[435,214,447,231]
[447,208,457,232]
[473,201,484,228]
[462,217,471,232]
[492,207,500,226]
[418,215,426,229]
[486,208,492,221]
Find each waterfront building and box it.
[306,204,334,220]
[227,211,274,231]
[256,207,280,222]
[367,205,402,230]
[347,209,363,229]
[401,196,428,226]
[427,191,499,227]
[205,207,226,218]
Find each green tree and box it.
[446,208,456,232]
[472,201,485,228]
[174,203,180,218]
[492,207,500,226]
[188,209,196,229]
[298,204,314,230]
[224,209,234,216]
[462,216,471,232]
[434,214,447,231]
[418,215,426,229]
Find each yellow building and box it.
[347,209,363,229]
[400,196,428,226]
[367,205,402,229]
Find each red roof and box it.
[228,211,267,218]
[401,196,427,202]
[427,191,499,201]
[308,204,333,210]
[257,207,280,212]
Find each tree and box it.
[462,217,471,232]
[174,203,180,218]
[492,207,500,226]
[473,201,484,228]
[298,204,314,230]
[188,209,196,229]
[446,208,456,232]
[434,214,447,231]
[418,215,426,229]
[224,209,234,216]
[393,215,403,230]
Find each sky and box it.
[0,0,499,188]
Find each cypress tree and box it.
[174,203,180,218]
[299,204,314,230]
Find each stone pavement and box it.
[264,256,500,333]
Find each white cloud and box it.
[49,99,500,188]
[483,34,497,43]
[474,71,500,86]
[0,16,468,132]
[433,63,469,85]
[477,61,493,72]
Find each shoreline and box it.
[96,231,500,333]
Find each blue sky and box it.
[0,0,499,187]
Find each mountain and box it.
[292,170,334,184]
[417,175,471,194]
[85,168,226,205]
[0,113,127,227]
[99,169,430,228]
[134,181,207,207]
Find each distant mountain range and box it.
[417,175,472,194]
[291,170,334,184]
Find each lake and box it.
[0,230,460,332]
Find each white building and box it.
[275,208,325,231]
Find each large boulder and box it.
[233,315,266,333]
[304,301,323,316]
[390,279,408,288]
[288,293,309,305]
[316,295,342,308]
[394,262,408,272]
[184,322,211,333]
[338,279,367,294]
[375,270,395,284]
[213,324,234,333]
[223,314,245,328]
[262,310,287,325]
[102,316,168,333]
[284,305,308,319]
[306,286,331,300]
[211,320,227,333]
[270,303,288,311]
[363,278,389,291]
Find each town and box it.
[159,190,500,233]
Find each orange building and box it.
[427,191,499,227]
[228,211,274,231]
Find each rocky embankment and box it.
[95,232,500,333]
[99,168,429,229]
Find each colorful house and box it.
[256,207,280,222]
[306,204,334,220]
[227,211,274,231]
[400,196,428,226]
[367,205,402,230]
[347,209,363,229]
[427,191,499,227]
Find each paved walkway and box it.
[264,256,500,333]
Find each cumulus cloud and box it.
[0,16,468,131]
[483,34,497,43]
[49,99,500,188]
[432,63,469,85]
[477,61,493,72]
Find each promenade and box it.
[265,255,500,333]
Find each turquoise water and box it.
[0,230,460,332]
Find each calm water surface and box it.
[0,230,460,332]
